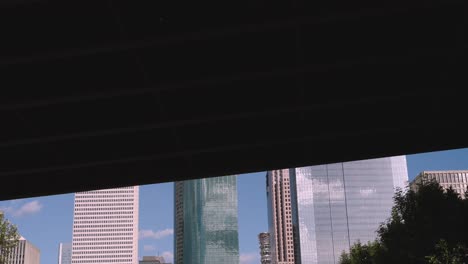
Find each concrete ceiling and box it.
[0,0,465,200]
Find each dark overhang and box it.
[0,0,465,200]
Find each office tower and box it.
[139,256,170,264]
[71,186,139,264]
[267,156,408,264]
[266,170,294,264]
[174,176,239,264]
[58,243,72,264]
[6,236,40,264]
[173,182,184,264]
[258,232,272,264]
[410,170,468,198]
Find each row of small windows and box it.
[74,219,133,224]
[74,233,133,237]
[74,224,133,228]
[73,237,133,241]
[73,246,133,250]
[72,259,131,263]
[74,216,134,220]
[79,190,134,194]
[75,195,135,199]
[74,212,134,215]
[74,228,133,233]
[75,203,134,207]
[73,241,133,245]
[424,173,468,184]
[73,254,132,259]
[75,199,135,203]
[74,250,133,255]
[75,207,134,211]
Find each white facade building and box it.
[71,186,139,264]
[58,243,72,264]
[7,236,40,264]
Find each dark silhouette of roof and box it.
[0,0,465,200]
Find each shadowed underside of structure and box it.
[0,0,465,200]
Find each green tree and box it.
[377,181,468,264]
[339,180,468,264]
[339,240,384,264]
[0,212,20,264]
[425,239,468,264]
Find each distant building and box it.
[139,256,171,264]
[58,243,71,264]
[174,175,239,264]
[71,186,139,264]
[258,232,271,264]
[6,236,40,264]
[266,170,295,264]
[410,170,468,198]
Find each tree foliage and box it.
[339,240,383,264]
[0,212,20,264]
[425,239,468,264]
[339,180,468,264]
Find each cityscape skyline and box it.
[1,148,468,264]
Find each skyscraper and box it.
[71,186,139,264]
[58,243,72,264]
[266,170,294,264]
[6,236,40,264]
[410,170,468,198]
[258,232,272,264]
[174,176,239,264]
[267,156,408,264]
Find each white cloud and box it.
[162,251,173,263]
[240,252,259,264]
[139,228,173,240]
[0,200,43,217]
[143,245,156,252]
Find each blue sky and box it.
[1,148,468,264]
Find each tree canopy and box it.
[0,212,20,264]
[339,181,468,264]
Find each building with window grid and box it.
[266,170,295,264]
[410,170,468,198]
[174,176,239,264]
[71,186,139,264]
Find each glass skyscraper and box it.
[174,176,239,264]
[268,156,408,264]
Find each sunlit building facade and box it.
[71,186,139,264]
[410,170,468,198]
[58,242,72,264]
[290,156,408,264]
[266,170,295,264]
[174,176,239,264]
[6,236,40,264]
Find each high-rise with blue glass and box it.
[267,156,408,264]
[174,175,240,264]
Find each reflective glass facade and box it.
[174,176,239,264]
[290,156,408,264]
